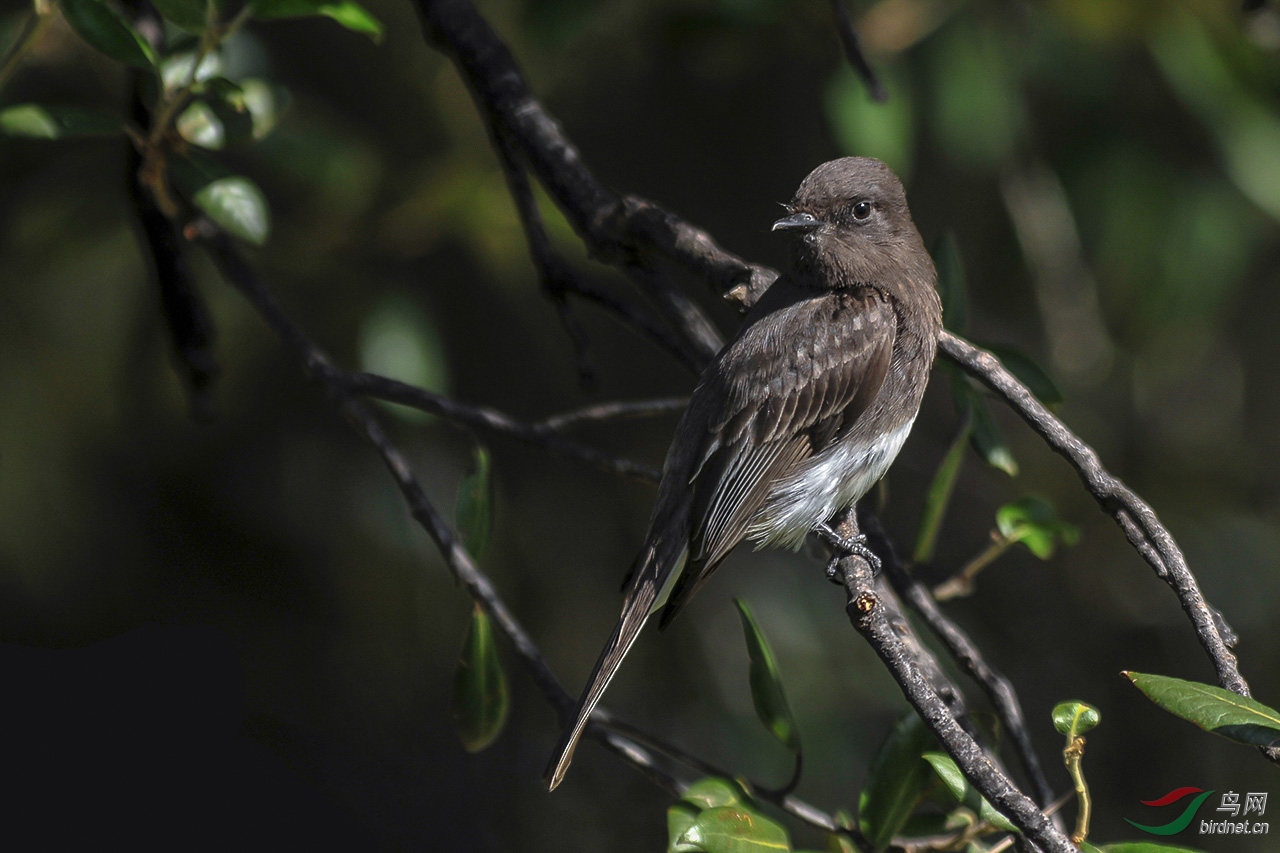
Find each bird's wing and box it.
[659,286,896,626]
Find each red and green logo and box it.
[1126,787,1216,835]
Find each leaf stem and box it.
[932,533,1013,601]
[1062,736,1090,844]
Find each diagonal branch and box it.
[832,515,1078,853]
[861,510,1056,810]
[487,120,706,374]
[938,333,1254,705]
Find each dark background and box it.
[2,0,1279,849]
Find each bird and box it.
[544,156,942,790]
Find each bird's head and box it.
[772,157,926,285]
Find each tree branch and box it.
[331,370,662,483]
[861,510,1056,810]
[538,397,687,432]
[937,333,1255,704]
[832,515,1078,853]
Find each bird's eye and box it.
[852,201,872,221]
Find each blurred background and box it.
[2,0,1280,849]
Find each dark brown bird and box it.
[545,157,942,790]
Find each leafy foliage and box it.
[996,496,1079,560]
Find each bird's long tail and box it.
[543,541,687,791]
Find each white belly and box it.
[745,417,915,551]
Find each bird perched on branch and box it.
[545,157,942,790]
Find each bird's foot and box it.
[816,522,881,575]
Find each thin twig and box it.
[862,511,1057,811]
[557,275,705,373]
[832,513,1078,853]
[331,370,662,483]
[489,121,597,388]
[831,0,888,102]
[539,397,687,432]
[488,117,708,374]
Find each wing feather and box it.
[658,284,897,626]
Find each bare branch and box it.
[861,510,1056,810]
[488,121,597,387]
[539,397,687,432]
[938,333,1251,695]
[332,370,662,484]
[831,513,1078,853]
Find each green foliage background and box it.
[2,0,1280,848]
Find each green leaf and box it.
[922,752,1016,833]
[676,805,791,852]
[683,778,750,811]
[1102,843,1208,853]
[193,176,271,245]
[932,232,968,333]
[176,100,225,149]
[1051,701,1100,739]
[996,496,1078,560]
[451,604,509,752]
[858,711,937,850]
[59,0,157,68]
[913,419,970,563]
[150,0,209,31]
[1124,672,1280,748]
[455,446,492,561]
[669,803,702,853]
[962,379,1018,473]
[251,0,383,40]
[734,599,801,754]
[0,104,123,139]
[982,345,1063,406]
[1079,845,1105,853]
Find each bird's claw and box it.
[816,523,882,574]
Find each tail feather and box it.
[544,543,686,791]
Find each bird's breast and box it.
[744,415,916,552]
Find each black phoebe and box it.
[545,157,942,790]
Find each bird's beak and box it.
[771,211,823,232]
